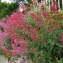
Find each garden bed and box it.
[0,0,63,63]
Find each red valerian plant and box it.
[7,11,39,42]
[7,11,29,56]
[0,12,29,59]
[0,0,63,63]
[30,12,41,25]
[7,9,63,62]
[50,0,59,12]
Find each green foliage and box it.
[60,10,63,15]
[0,2,18,19]
[24,0,32,6]
[0,49,4,55]
[27,0,32,4]
[0,37,12,60]
[56,58,63,63]
[26,10,63,62]
[5,37,12,50]
[0,36,12,59]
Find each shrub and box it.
[0,2,18,19]
[7,2,63,63]
[0,0,63,63]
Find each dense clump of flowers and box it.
[7,8,63,62]
[7,11,38,42]
[50,0,59,12]
[30,12,41,25]
[7,11,29,57]
[6,11,39,59]
[0,13,29,58]
[11,39,28,56]
[0,0,63,63]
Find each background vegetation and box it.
[0,2,18,19]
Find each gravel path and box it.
[0,56,32,63]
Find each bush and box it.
[0,2,18,19]
[0,0,63,63]
[7,2,63,63]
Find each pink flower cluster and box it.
[43,12,50,18]
[50,0,59,12]
[6,11,39,56]
[48,21,60,32]
[11,39,28,56]
[30,12,41,25]
[0,19,8,45]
